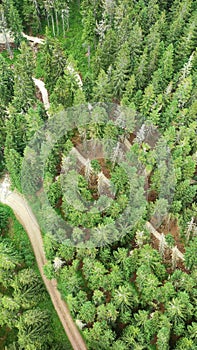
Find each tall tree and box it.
[11,268,45,309]
[12,41,36,112]
[111,42,131,100]
[16,308,52,349]
[0,239,21,287]
[168,0,193,45]
[0,56,14,107]
[93,68,112,102]
[40,36,67,93]
[3,0,23,46]
[22,0,43,33]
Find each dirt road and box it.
[33,77,50,111]
[0,177,87,350]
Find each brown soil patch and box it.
[104,290,111,303]
[147,189,157,202]
[88,174,99,199]
[98,158,111,179]
[35,87,43,103]
[127,132,136,144]
[79,156,112,200]
[55,196,63,209]
[150,232,186,271]
[0,43,15,53]
[159,219,185,254]
[71,131,81,147]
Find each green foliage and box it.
[50,68,80,108]
[11,41,36,112]
[0,56,14,107]
[3,0,23,46]
[165,233,175,247]
[184,237,197,270]
[0,204,71,349]
[12,268,46,309]
[1,0,197,348]
[0,203,9,234]
[39,35,67,93]
[90,159,101,173]
[16,308,52,349]
[21,0,44,34]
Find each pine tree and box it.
[0,240,21,287]
[160,43,174,87]
[12,42,36,112]
[121,74,136,106]
[93,68,112,102]
[145,14,166,79]
[16,309,52,349]
[0,56,14,107]
[82,8,96,47]
[168,0,193,45]
[134,47,148,90]
[12,268,45,309]
[140,83,155,117]
[4,148,22,190]
[128,23,143,71]
[175,13,197,69]
[3,0,23,46]
[94,28,117,74]
[41,36,67,93]
[22,0,43,34]
[112,42,131,100]
[50,69,79,108]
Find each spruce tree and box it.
[12,42,36,112]
[3,0,23,46]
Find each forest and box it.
[0,0,197,349]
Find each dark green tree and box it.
[12,42,36,112]
[3,0,23,46]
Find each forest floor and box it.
[0,176,87,350]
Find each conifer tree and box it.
[175,14,197,69]
[2,0,23,46]
[0,56,14,107]
[12,42,36,112]
[41,36,67,93]
[112,42,131,100]
[93,68,112,102]
[22,0,43,33]
[168,0,193,45]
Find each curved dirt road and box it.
[33,77,50,111]
[0,177,87,350]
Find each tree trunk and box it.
[55,9,59,36]
[88,45,90,69]
[62,11,65,37]
[2,27,13,58]
[47,13,50,28]
[0,9,13,58]
[33,0,41,29]
[51,13,55,36]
